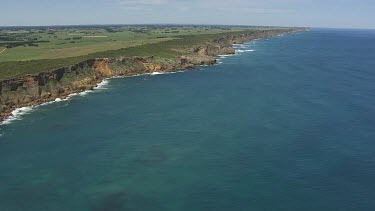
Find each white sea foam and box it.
[68,93,78,97]
[218,54,235,58]
[78,90,93,96]
[236,49,255,53]
[94,79,109,90]
[128,74,142,78]
[1,106,35,125]
[112,75,127,79]
[150,72,164,75]
[150,70,189,76]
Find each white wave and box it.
[150,70,188,76]
[236,49,255,53]
[39,101,54,106]
[112,75,126,79]
[168,70,187,74]
[94,79,109,90]
[68,93,78,97]
[128,74,143,78]
[150,72,164,75]
[12,107,33,117]
[218,54,235,58]
[78,90,93,96]
[1,106,34,125]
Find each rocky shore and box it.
[0,28,308,122]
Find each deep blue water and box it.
[1,29,375,210]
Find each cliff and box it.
[0,28,307,122]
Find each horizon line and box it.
[0,24,373,30]
[0,23,308,28]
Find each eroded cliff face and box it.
[0,56,217,121]
[0,28,307,121]
[0,60,101,121]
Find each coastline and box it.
[0,79,107,125]
[0,28,308,124]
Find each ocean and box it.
[1,29,375,210]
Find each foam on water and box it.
[150,70,188,76]
[236,49,255,53]
[94,79,110,90]
[218,54,235,58]
[150,72,164,75]
[1,106,34,125]
[78,90,93,96]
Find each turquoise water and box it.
[1,29,375,210]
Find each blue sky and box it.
[1,0,373,29]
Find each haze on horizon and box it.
[1,0,374,29]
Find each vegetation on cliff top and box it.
[0,25,254,62]
[0,25,296,80]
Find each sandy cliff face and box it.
[0,28,307,121]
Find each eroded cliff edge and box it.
[0,28,308,122]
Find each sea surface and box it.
[1,29,375,210]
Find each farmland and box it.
[0,25,290,80]
[0,25,251,62]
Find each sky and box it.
[0,0,374,29]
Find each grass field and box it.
[0,26,251,62]
[0,25,288,80]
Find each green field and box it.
[0,25,251,62]
[0,25,285,80]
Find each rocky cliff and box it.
[0,28,307,122]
